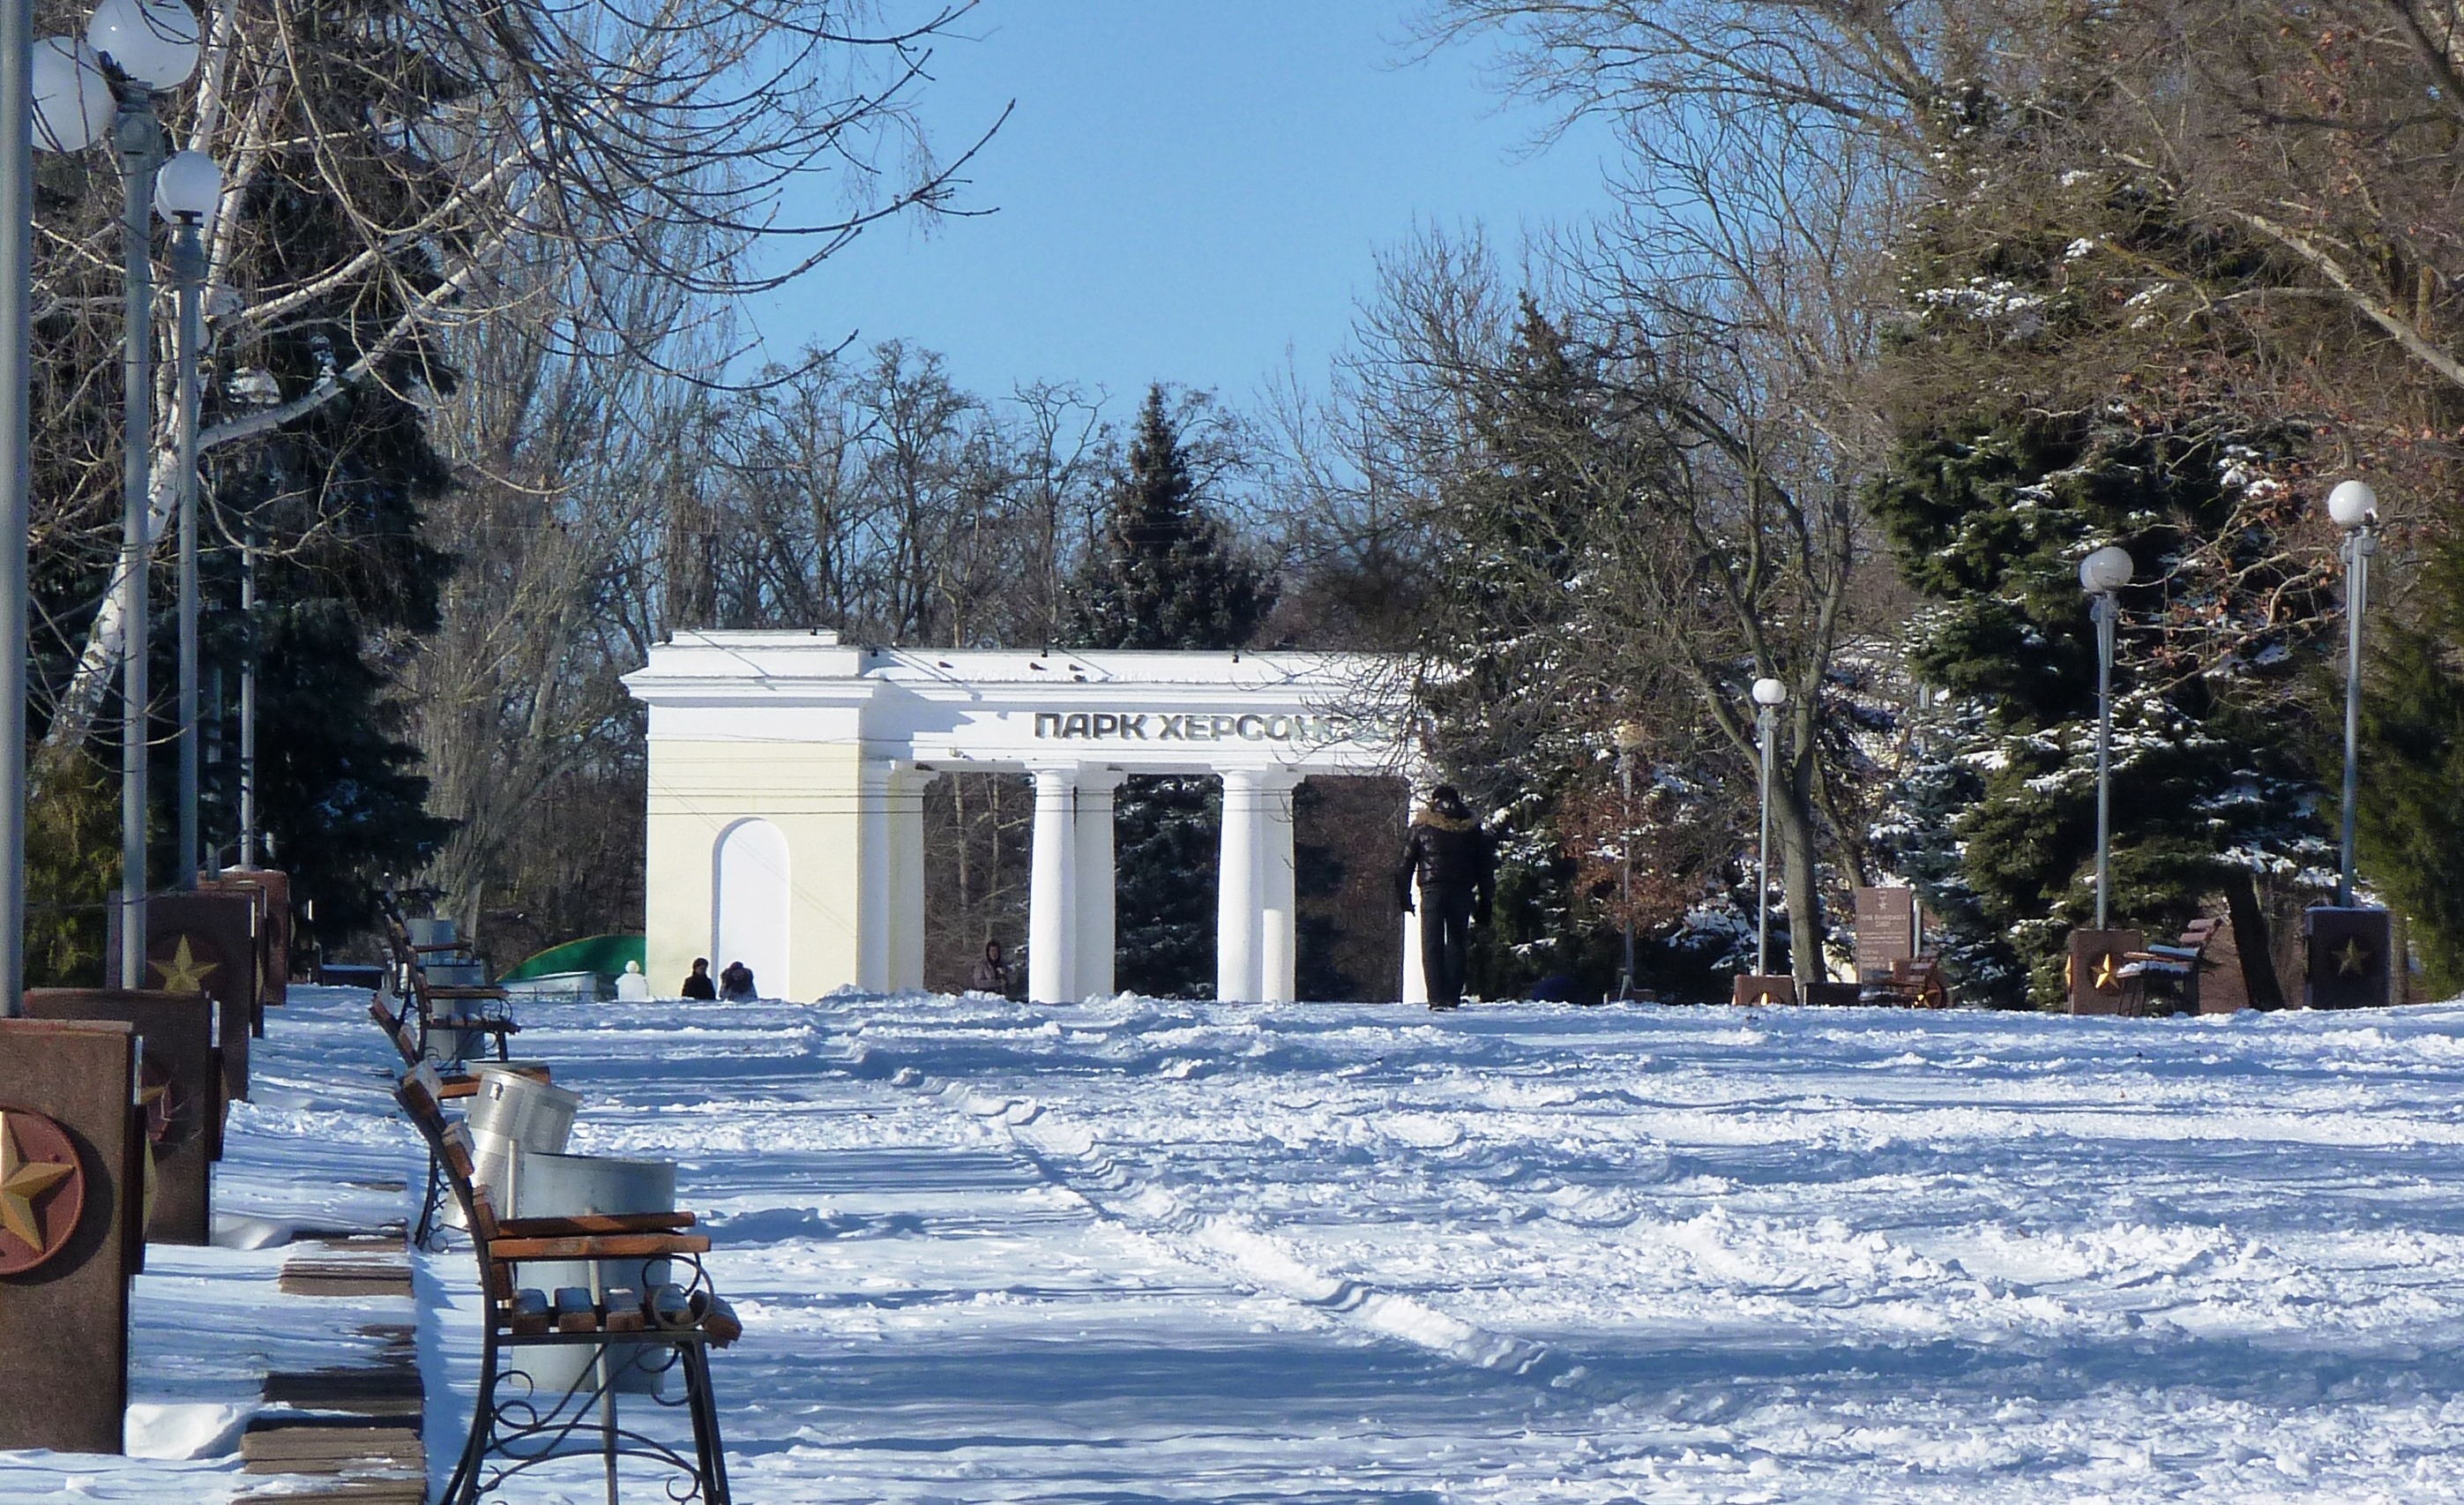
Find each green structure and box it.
[500,932,646,985]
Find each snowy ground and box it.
[12,987,2464,1501]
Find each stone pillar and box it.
[1028,767,1079,1004]
[857,760,893,993]
[889,768,930,993]
[1217,769,1264,1003]
[1260,775,1298,1003]
[1400,778,1430,1005]
[1074,768,1123,1000]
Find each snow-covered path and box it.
[15,987,2464,1501]
[516,992,2464,1502]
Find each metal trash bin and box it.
[407,916,486,986]
[452,1070,580,1230]
[507,1150,680,1396]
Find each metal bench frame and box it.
[395,1064,735,1504]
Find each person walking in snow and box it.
[1397,784,1495,1009]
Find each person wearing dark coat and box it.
[718,960,758,1001]
[967,940,1012,995]
[1397,784,1496,1009]
[680,957,718,1000]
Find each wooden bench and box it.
[2118,917,2226,1015]
[1863,955,1952,1008]
[377,901,522,1065]
[370,996,553,1247]
[394,1063,735,1503]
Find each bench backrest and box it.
[394,1066,516,1307]
[370,996,424,1065]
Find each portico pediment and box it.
[623,631,1407,775]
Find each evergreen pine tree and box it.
[1422,301,1628,1000]
[2359,538,2464,993]
[1868,415,2333,1006]
[1063,387,1271,996]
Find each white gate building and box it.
[622,631,1426,1004]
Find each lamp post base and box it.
[1730,973,1796,1007]
[2067,928,2147,1015]
[2303,906,2392,1010]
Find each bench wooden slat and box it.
[603,1288,646,1332]
[648,1285,694,1330]
[553,1287,600,1333]
[495,1211,697,1237]
[698,1294,743,1346]
[505,1289,551,1336]
[489,1232,713,1261]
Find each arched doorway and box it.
[713,818,791,998]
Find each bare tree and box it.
[38,0,1000,755]
[405,242,707,946]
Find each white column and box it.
[1028,766,1079,1005]
[857,760,892,993]
[1400,777,1430,1005]
[1260,774,1298,1003]
[1074,767,1122,1000]
[889,768,930,992]
[1217,769,1264,1003]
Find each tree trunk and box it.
[2221,867,2285,1011]
[1777,747,1826,987]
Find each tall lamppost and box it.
[1,5,40,1017]
[157,146,216,887]
[1751,677,1786,977]
[237,517,255,866]
[1613,720,1645,998]
[32,0,200,982]
[2079,544,2133,929]
[2324,479,2378,907]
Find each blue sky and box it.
[741,0,1620,412]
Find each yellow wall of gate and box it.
[644,736,866,1000]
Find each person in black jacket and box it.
[1398,784,1495,1008]
[680,957,718,1000]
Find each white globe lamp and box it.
[2326,479,2378,530]
[32,37,115,153]
[153,150,221,221]
[2079,545,2132,595]
[86,0,199,89]
[1751,677,1787,707]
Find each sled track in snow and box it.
[844,1038,1586,1388]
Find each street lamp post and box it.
[1613,720,1645,999]
[0,5,37,1017]
[2079,545,2133,930]
[1751,678,1786,977]
[2326,479,2378,908]
[157,146,217,888]
[32,0,200,982]
[237,519,255,866]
